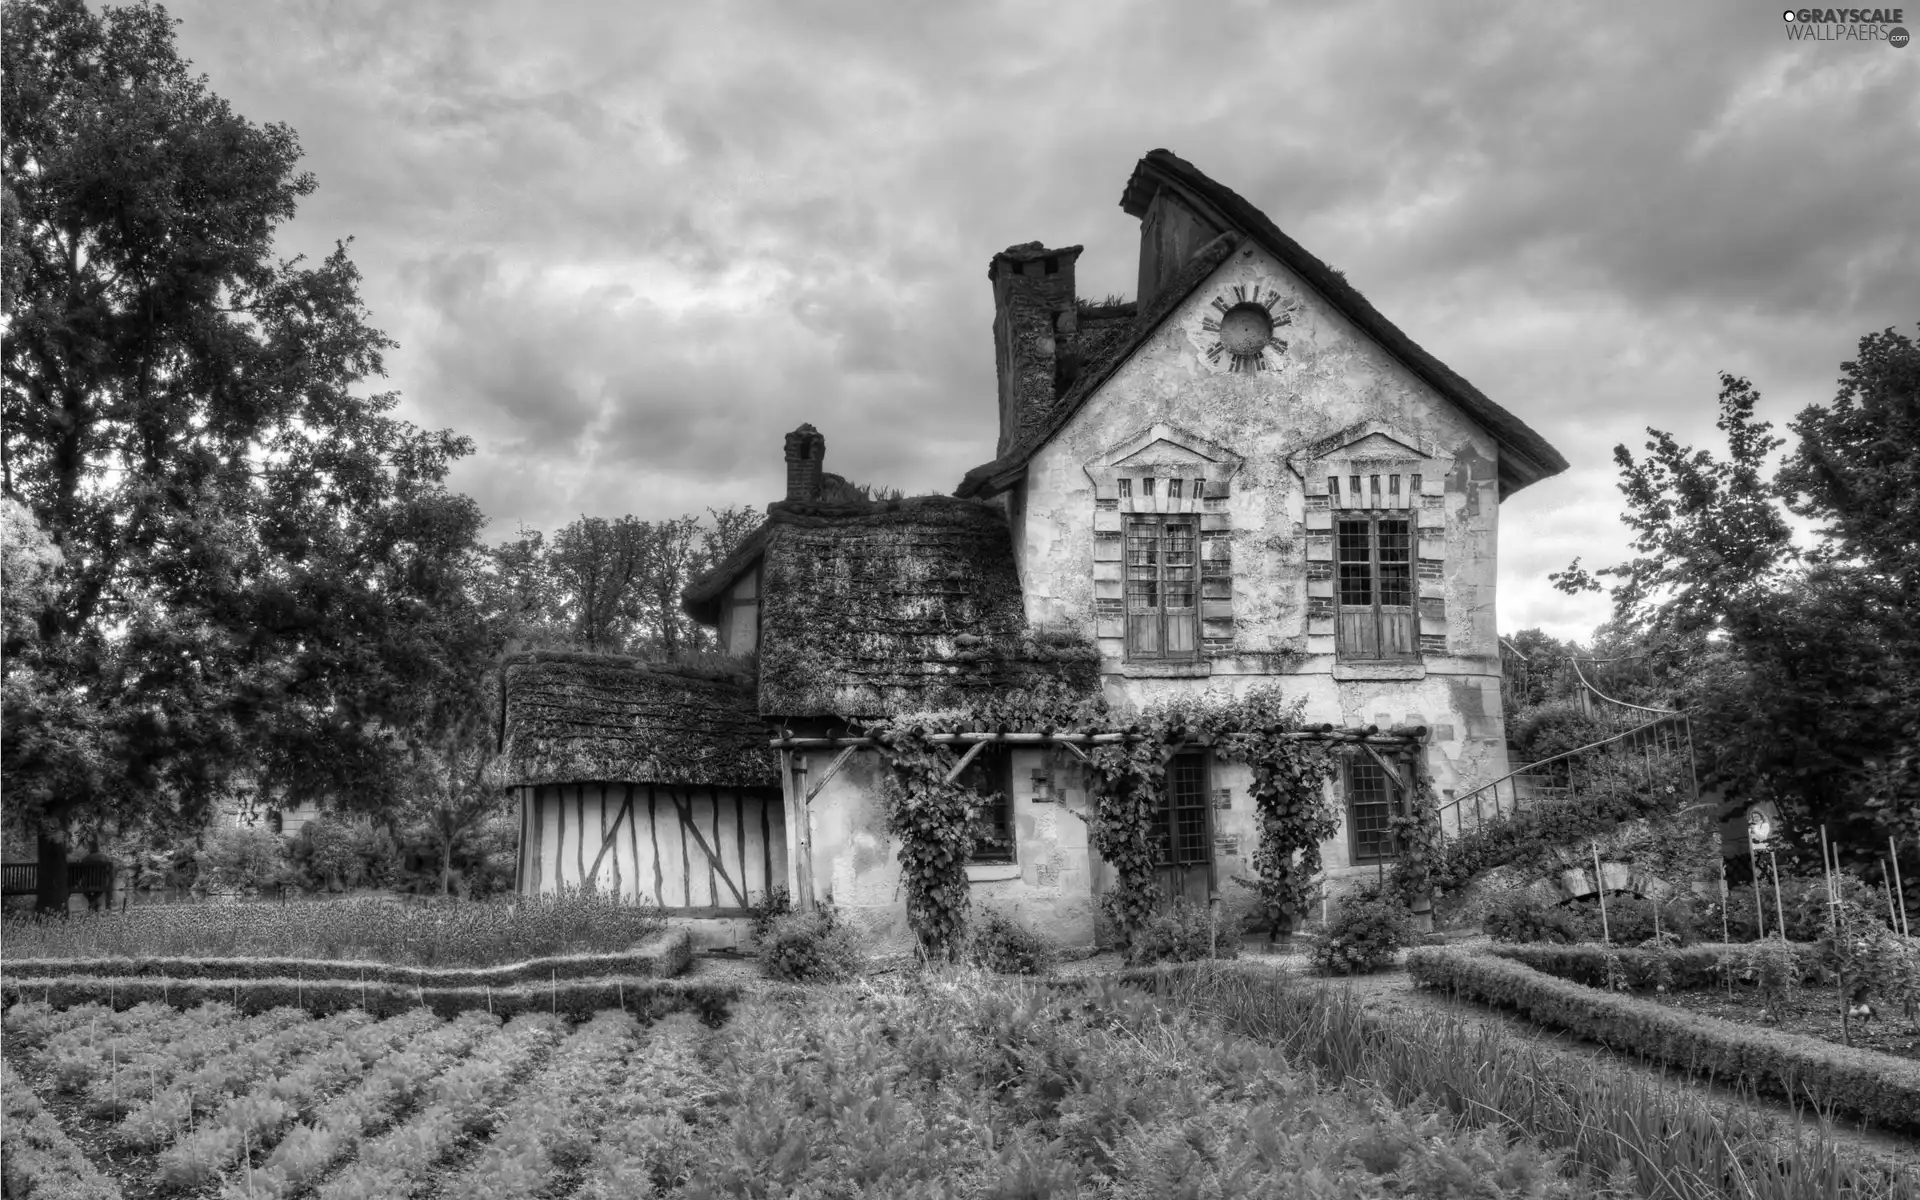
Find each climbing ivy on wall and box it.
[862,681,1426,953]
[1386,755,1444,911]
[868,721,976,962]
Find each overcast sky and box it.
[156,0,1919,643]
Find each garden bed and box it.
[1642,985,1920,1061]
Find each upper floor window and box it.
[1336,515,1414,660]
[1125,516,1198,661]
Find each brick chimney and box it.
[783,423,825,502]
[989,242,1082,458]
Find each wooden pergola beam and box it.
[768,727,1426,751]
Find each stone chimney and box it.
[783,423,826,502]
[989,241,1082,458]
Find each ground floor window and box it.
[956,745,1015,863]
[1346,756,1398,863]
[1156,752,1211,866]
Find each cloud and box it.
[157,0,1920,642]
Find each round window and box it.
[1218,303,1274,355]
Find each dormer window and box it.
[1169,479,1183,501]
[1118,478,1132,500]
[1142,478,1155,498]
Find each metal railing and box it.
[1438,656,1700,841]
[0,861,116,897]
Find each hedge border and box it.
[1408,947,1920,1134]
[0,970,737,1024]
[1485,941,1825,992]
[0,928,692,989]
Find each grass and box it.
[0,892,665,968]
[1122,961,1919,1200]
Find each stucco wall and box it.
[799,746,1101,953]
[1017,242,1512,803]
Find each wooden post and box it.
[1768,851,1786,944]
[1747,823,1766,940]
[1892,836,1911,938]
[1592,843,1612,948]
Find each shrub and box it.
[1482,889,1704,947]
[1507,699,1607,762]
[1122,899,1238,967]
[967,909,1055,975]
[1482,891,1588,945]
[1312,886,1413,975]
[746,885,792,949]
[195,825,291,895]
[761,904,860,983]
[1724,872,1886,942]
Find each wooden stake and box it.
[1821,826,1850,1048]
[1769,851,1787,941]
[1747,824,1766,940]
[1892,836,1910,939]
[1882,860,1900,934]
[1593,844,1612,948]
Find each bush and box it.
[761,904,860,983]
[1122,899,1238,967]
[1482,890,1704,946]
[1507,700,1608,762]
[194,825,290,894]
[1482,891,1588,945]
[1312,886,1413,975]
[1723,872,1885,942]
[967,909,1055,975]
[1407,947,1920,1134]
[746,885,792,949]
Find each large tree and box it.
[1557,327,1920,892]
[2,0,492,908]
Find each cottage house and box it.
[502,149,1567,948]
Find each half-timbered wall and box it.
[515,782,788,915]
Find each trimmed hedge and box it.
[0,971,737,1025]
[1486,942,1824,992]
[0,928,692,990]
[1408,947,1920,1134]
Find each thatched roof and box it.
[754,496,1100,718]
[958,149,1569,502]
[499,651,777,788]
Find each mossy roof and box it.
[958,148,1570,502]
[498,651,778,788]
[753,496,1100,719]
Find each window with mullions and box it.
[1346,757,1398,863]
[1155,752,1211,866]
[955,745,1015,863]
[1335,515,1415,659]
[1125,516,1198,660]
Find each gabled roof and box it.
[498,652,777,789]
[753,496,1100,718]
[957,149,1569,501]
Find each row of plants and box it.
[240,1010,503,1200]
[1483,888,1718,946]
[1128,961,1920,1200]
[434,1009,641,1200]
[0,1059,121,1200]
[1406,947,1920,1134]
[0,890,667,967]
[1,968,741,1022]
[2,929,691,989]
[48,1005,313,1120]
[117,1008,372,1151]
[154,1009,442,1191]
[1488,941,1826,993]
[311,1012,564,1200]
[570,1012,713,1198]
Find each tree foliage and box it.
[1557,326,1920,893]
[1,0,493,864]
